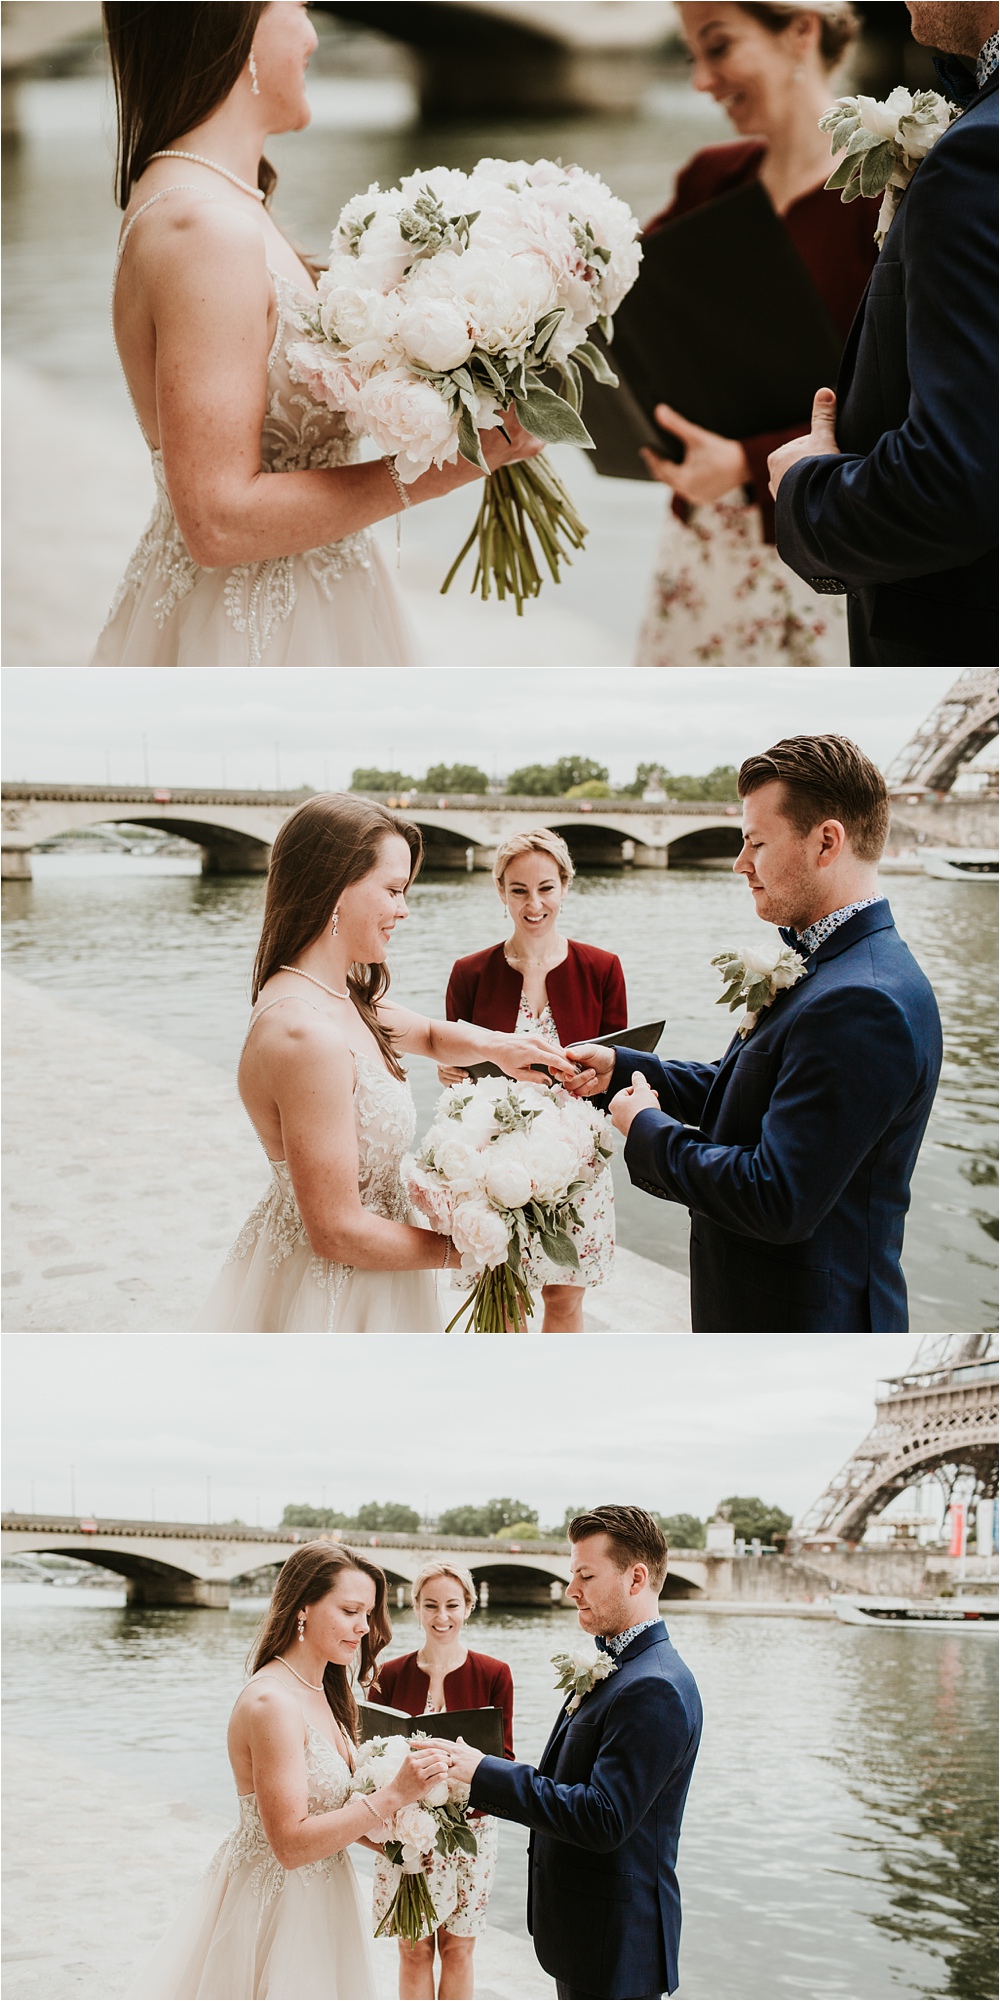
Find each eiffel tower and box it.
[796,1335,998,1544]
[885,669,998,794]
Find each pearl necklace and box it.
[280,965,350,1002]
[148,150,265,200]
[272,1656,326,1692]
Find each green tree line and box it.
[349,760,740,802]
[281,1495,792,1546]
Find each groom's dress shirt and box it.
[788,896,881,957]
[775,55,998,665]
[469,1621,702,2000]
[606,902,942,1332]
[597,1620,661,1658]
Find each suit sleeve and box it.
[600,955,628,1035]
[776,117,998,584]
[468,1678,694,1852]
[492,1662,516,1760]
[623,987,923,1244]
[601,1046,720,1127]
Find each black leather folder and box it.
[358,1700,505,1757]
[583,179,844,479]
[465,1020,664,1080]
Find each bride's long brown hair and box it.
[249,1543,392,1745]
[102,4,276,209]
[252,794,423,1083]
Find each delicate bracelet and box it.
[382,454,412,510]
[440,1236,452,1269]
[359,1791,391,1828]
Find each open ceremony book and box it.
[358,1700,505,1757]
[465,1019,664,1082]
[582,178,845,478]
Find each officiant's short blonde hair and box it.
[736,2,859,69]
[412,1561,477,1611]
[493,829,575,892]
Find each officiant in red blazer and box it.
[443,828,626,1335]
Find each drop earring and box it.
[249,49,260,95]
[331,909,339,937]
[297,1610,306,1642]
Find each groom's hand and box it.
[428,1736,483,1784]
[768,388,840,499]
[610,1072,660,1137]
[563,1044,616,1097]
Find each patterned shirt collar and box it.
[596,1618,661,1659]
[791,897,884,959]
[977,32,999,88]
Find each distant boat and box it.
[834,1597,998,1632]
[921,849,998,882]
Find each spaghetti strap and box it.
[240,993,324,1057]
[112,185,225,294]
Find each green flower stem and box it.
[375,1870,440,1944]
[445,1258,535,1333]
[441,453,589,615]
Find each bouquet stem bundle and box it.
[375,1860,440,1943]
[441,454,588,613]
[444,1255,536,1332]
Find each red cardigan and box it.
[446,938,627,1046]
[645,140,879,543]
[370,1649,515,1760]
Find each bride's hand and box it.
[438,1065,470,1086]
[390,1743,450,1809]
[490,1034,579,1085]
[480,408,546,472]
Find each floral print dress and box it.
[515,994,614,1290]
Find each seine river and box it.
[3,859,998,1332]
[3,1584,997,2000]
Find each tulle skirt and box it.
[126,1839,376,2000]
[200,1231,444,1333]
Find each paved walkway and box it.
[2,1736,555,2001]
[2,976,690,1333]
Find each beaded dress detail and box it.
[126,1726,377,1999]
[203,1050,443,1333]
[92,188,416,666]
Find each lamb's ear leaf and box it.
[515,381,594,447]
[859,140,895,198]
[840,181,865,203]
[845,123,880,157]
[574,338,619,387]
[457,401,488,471]
[825,153,859,192]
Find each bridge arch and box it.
[665,824,743,866]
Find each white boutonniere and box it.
[552,1646,617,1714]
[712,944,807,1041]
[820,88,961,247]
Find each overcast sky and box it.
[3,1334,916,1531]
[2,668,953,793]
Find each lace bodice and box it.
[228,1052,418,1298]
[106,188,374,661]
[220,1727,353,1910]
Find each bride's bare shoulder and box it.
[242,996,356,1074]
[128,189,269,295]
[232,1671,305,1735]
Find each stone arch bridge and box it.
[1,1517,711,1609]
[1,785,745,880]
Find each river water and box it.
[3,1584,996,2000]
[3,859,997,1331]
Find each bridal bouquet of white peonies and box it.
[350,1734,476,1942]
[287,157,641,611]
[820,88,960,246]
[403,1076,614,1331]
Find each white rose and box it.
[484,1151,534,1210]
[395,294,475,373]
[357,369,459,481]
[451,1199,510,1270]
[856,85,912,141]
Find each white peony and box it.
[855,85,913,142]
[393,1802,438,1866]
[451,1199,510,1270]
[528,1136,582,1204]
[484,1150,534,1210]
[431,1134,488,1192]
[357,369,459,481]
[403,1157,455,1233]
[318,280,401,356]
[395,293,475,373]
[286,344,364,421]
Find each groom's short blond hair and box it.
[738,735,890,862]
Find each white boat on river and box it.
[921,849,999,882]
[834,1597,998,1633]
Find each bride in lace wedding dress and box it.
[202,794,574,1333]
[93,2,542,667]
[129,1542,447,2000]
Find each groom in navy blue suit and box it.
[441,1506,702,2000]
[568,737,942,1333]
[770,1,998,665]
